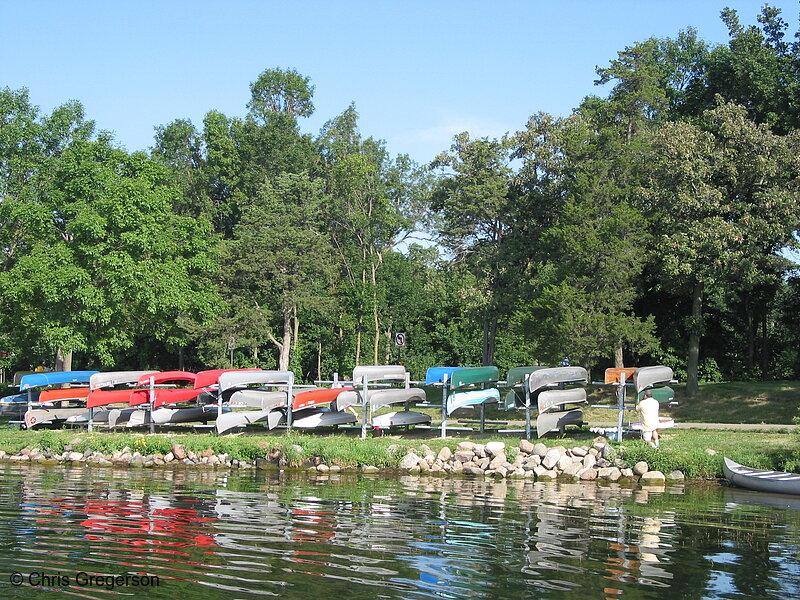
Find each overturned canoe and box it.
[536,408,584,438]
[107,408,138,427]
[127,405,222,427]
[216,409,285,434]
[292,408,358,429]
[228,389,288,410]
[335,387,426,411]
[25,407,96,429]
[293,387,354,411]
[723,457,800,496]
[527,367,588,394]
[371,410,431,428]
[537,388,587,413]
[633,366,673,393]
[446,388,501,415]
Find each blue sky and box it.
[3,1,798,165]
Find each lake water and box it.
[1,464,798,599]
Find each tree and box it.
[0,137,220,366]
[247,67,314,120]
[643,100,800,395]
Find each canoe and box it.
[371,410,431,428]
[25,407,94,429]
[86,389,135,408]
[506,366,550,387]
[20,370,99,390]
[146,388,204,408]
[292,408,358,429]
[352,365,408,384]
[193,368,262,389]
[127,405,222,427]
[334,387,426,411]
[630,417,675,430]
[604,367,638,384]
[89,371,158,391]
[449,366,499,389]
[217,370,294,394]
[633,366,673,393]
[446,388,501,415]
[292,387,354,411]
[536,408,584,438]
[216,408,285,434]
[527,366,588,394]
[107,408,138,427]
[65,409,111,424]
[228,389,288,410]
[136,371,196,386]
[38,388,90,403]
[537,388,587,413]
[636,386,675,403]
[425,366,458,385]
[1,391,38,404]
[723,457,800,496]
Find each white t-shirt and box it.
[636,397,659,431]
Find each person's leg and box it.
[653,429,660,449]
[642,430,654,447]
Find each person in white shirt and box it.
[636,389,660,448]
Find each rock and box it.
[462,466,485,476]
[510,468,526,478]
[533,465,549,477]
[485,441,506,457]
[451,461,464,473]
[399,452,421,470]
[130,455,146,467]
[473,444,486,458]
[494,466,508,477]
[437,447,452,462]
[557,455,573,471]
[571,446,588,457]
[316,464,329,472]
[476,457,491,470]
[408,465,421,474]
[542,448,561,470]
[519,439,535,454]
[598,467,621,481]
[68,452,84,462]
[582,454,597,470]
[666,470,685,481]
[171,444,187,460]
[538,469,558,481]
[533,443,548,457]
[361,465,379,473]
[641,471,666,484]
[596,458,611,468]
[488,453,507,471]
[589,448,599,456]
[457,441,476,451]
[579,468,598,481]
[621,468,635,479]
[562,462,583,477]
[525,455,541,468]
[201,448,214,458]
[418,460,430,472]
[164,452,175,462]
[454,450,474,463]
[419,444,432,456]
[601,445,614,459]
[705,448,718,456]
[329,465,341,472]
[633,461,649,476]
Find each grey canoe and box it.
[723,457,800,496]
[527,366,588,394]
[216,408,285,434]
[126,405,222,427]
[334,388,426,411]
[536,408,584,438]
[633,366,674,393]
[107,408,138,427]
[537,388,587,413]
[26,407,96,429]
[229,389,289,410]
[371,410,431,428]
[292,408,358,429]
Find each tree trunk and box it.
[372,262,380,365]
[317,341,322,381]
[279,306,292,372]
[292,309,300,370]
[746,302,755,375]
[686,280,704,397]
[55,348,73,372]
[482,316,497,366]
[614,344,624,368]
[760,312,768,380]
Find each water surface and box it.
[1,464,798,599]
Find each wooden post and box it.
[524,374,532,441]
[440,374,449,440]
[616,372,626,442]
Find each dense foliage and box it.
[1,6,799,395]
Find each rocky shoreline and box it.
[0,436,685,484]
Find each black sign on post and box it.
[394,332,406,347]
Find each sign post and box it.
[394,332,406,365]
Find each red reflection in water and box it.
[33,497,218,555]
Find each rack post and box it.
[616,372,627,441]
[440,374,449,439]
[524,374,532,441]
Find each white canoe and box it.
[107,408,138,427]
[537,388,587,413]
[216,409,285,434]
[536,408,584,438]
[26,407,94,429]
[126,405,222,427]
[723,457,800,496]
[371,410,431,428]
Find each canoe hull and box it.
[216,409,285,434]
[371,410,431,428]
[537,388,587,413]
[723,457,800,496]
[536,409,584,438]
[527,366,588,394]
[25,407,94,429]
[292,408,358,429]
[446,388,501,415]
